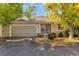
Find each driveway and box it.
[0,38,79,56]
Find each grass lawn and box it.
[35,37,79,47]
[48,37,79,42]
[47,37,79,47]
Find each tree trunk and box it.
[69,27,73,38]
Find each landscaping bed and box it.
[35,37,79,47]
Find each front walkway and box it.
[0,38,79,56]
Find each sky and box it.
[23,3,46,16]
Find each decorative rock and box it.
[40,47,45,51]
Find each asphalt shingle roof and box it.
[10,16,52,24]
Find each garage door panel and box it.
[11,26,36,37]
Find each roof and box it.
[10,16,53,24]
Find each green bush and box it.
[58,32,64,37]
[64,30,69,37]
[48,33,56,40]
[73,26,79,37]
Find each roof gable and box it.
[10,16,52,24]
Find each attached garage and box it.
[9,24,38,37]
[0,16,52,38]
[0,16,56,38]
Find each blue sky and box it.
[23,3,46,16]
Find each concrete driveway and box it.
[0,38,79,56]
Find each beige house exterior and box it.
[0,16,66,38]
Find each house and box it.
[0,16,66,38]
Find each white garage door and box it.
[11,26,36,37]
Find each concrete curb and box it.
[6,38,33,42]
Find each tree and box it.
[0,3,23,26]
[25,5,35,19]
[45,3,79,38]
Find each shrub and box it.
[37,33,43,38]
[73,26,79,37]
[74,34,78,37]
[48,33,56,40]
[58,32,64,37]
[64,30,69,37]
